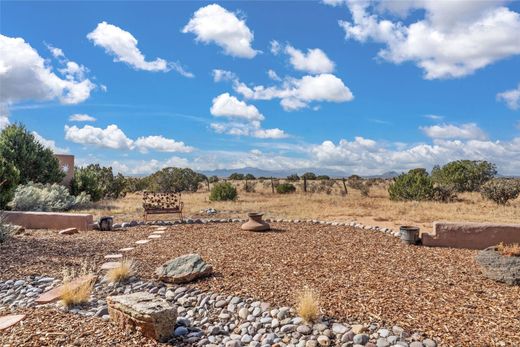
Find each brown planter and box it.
[241,213,270,232]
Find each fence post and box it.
[303,177,307,193]
[342,178,348,195]
[271,177,275,194]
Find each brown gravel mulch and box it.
[0,307,161,346]
[1,224,520,346]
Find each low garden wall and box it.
[3,211,93,231]
[422,221,520,249]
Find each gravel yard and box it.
[1,223,519,346]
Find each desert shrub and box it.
[228,173,245,180]
[316,175,330,180]
[124,176,149,192]
[0,212,13,244]
[0,123,65,185]
[209,182,238,201]
[431,160,496,192]
[106,258,136,283]
[276,183,296,194]
[296,287,319,323]
[208,175,219,183]
[60,262,95,307]
[480,179,520,205]
[348,178,369,197]
[388,168,434,201]
[9,182,91,211]
[147,167,205,193]
[287,174,300,181]
[432,184,458,202]
[302,172,317,180]
[244,180,256,193]
[71,164,127,201]
[244,173,255,180]
[0,157,19,209]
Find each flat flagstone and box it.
[35,275,96,304]
[100,262,121,270]
[0,314,26,331]
[104,254,123,259]
[119,247,135,252]
[154,226,167,231]
[151,230,165,234]
[148,235,162,239]
[135,240,150,245]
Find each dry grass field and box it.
[78,180,520,233]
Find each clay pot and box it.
[241,213,270,232]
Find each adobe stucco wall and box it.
[55,154,74,186]
[422,221,520,249]
[3,211,93,231]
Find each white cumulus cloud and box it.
[210,93,264,121]
[235,73,354,111]
[134,135,193,153]
[497,83,520,110]
[65,124,134,150]
[0,35,96,105]
[336,0,520,79]
[87,21,193,77]
[420,123,487,140]
[69,113,96,122]
[284,45,335,74]
[183,4,258,58]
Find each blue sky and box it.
[1,0,520,175]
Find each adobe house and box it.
[55,154,74,186]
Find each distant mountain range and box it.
[200,167,401,179]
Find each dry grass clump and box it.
[60,260,95,307]
[296,286,320,322]
[105,258,136,283]
[497,242,520,257]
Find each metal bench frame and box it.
[142,191,184,221]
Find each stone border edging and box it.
[110,218,402,238]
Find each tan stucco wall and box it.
[422,221,520,249]
[3,211,93,231]
[55,154,74,186]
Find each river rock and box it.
[476,247,520,285]
[155,254,213,284]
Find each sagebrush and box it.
[276,183,296,194]
[9,182,91,211]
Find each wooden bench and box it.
[142,191,184,221]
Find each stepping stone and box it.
[119,247,134,252]
[148,235,162,239]
[135,240,150,245]
[151,230,165,234]
[100,262,121,270]
[0,314,26,331]
[104,254,123,259]
[59,227,78,235]
[107,292,176,341]
[154,227,167,231]
[35,275,96,304]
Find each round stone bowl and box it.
[241,212,270,232]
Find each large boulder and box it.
[107,292,177,341]
[476,247,520,285]
[155,253,213,284]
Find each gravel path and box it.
[1,223,519,346]
[0,307,160,346]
